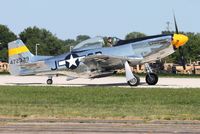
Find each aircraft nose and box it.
[172,34,189,48]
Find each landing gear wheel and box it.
[127,75,140,86]
[145,73,158,85]
[47,79,53,85]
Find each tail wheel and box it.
[145,73,158,85]
[127,75,140,86]
[47,79,53,85]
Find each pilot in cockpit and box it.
[106,37,120,47]
[107,37,113,47]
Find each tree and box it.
[19,28,91,56]
[184,32,200,62]
[162,32,200,64]
[0,24,17,61]
[62,39,76,52]
[125,32,146,40]
[19,26,65,56]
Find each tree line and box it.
[0,24,200,64]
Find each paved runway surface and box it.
[0,75,200,88]
[1,119,200,134]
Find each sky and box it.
[0,0,200,40]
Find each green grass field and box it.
[0,86,200,120]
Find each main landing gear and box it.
[47,76,53,85]
[125,61,140,86]
[125,61,158,86]
[144,63,158,85]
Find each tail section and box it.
[8,39,34,75]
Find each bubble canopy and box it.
[72,37,105,51]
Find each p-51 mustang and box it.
[8,17,188,86]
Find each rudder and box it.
[8,39,34,75]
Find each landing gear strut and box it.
[125,61,140,86]
[47,76,53,85]
[144,63,158,85]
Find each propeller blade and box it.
[173,12,187,70]
[179,47,186,70]
[173,13,179,34]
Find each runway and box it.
[1,119,200,134]
[0,75,200,88]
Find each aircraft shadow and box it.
[58,82,148,87]
[5,82,170,87]
[6,83,43,85]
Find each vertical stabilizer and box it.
[8,39,34,75]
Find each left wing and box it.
[81,54,143,70]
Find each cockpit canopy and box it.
[72,37,105,51]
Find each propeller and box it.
[174,14,179,34]
[173,13,186,70]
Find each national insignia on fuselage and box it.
[58,53,80,69]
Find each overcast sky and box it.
[0,0,199,39]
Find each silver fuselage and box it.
[30,35,174,78]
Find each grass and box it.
[0,86,200,120]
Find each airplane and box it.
[7,17,188,86]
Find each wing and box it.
[81,54,143,71]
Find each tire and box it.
[47,79,53,85]
[127,75,140,86]
[145,73,158,85]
